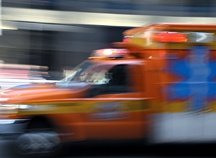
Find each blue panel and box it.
[166,46,216,111]
[168,59,190,80]
[208,61,216,80]
[167,83,190,100]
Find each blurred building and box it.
[0,0,216,79]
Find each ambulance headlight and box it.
[0,104,31,114]
[0,104,19,114]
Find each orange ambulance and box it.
[0,24,216,155]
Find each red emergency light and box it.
[91,48,129,59]
[152,31,188,43]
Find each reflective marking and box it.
[92,102,128,120]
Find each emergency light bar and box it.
[91,48,129,59]
[125,31,215,44]
[152,31,215,43]
[152,32,188,43]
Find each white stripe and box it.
[3,7,216,27]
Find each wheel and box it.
[14,119,61,157]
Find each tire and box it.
[14,120,61,157]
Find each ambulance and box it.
[0,24,216,155]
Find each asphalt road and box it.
[1,140,216,158]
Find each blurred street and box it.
[1,140,216,158]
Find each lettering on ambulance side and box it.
[91,102,128,120]
[166,46,216,111]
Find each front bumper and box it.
[0,119,28,139]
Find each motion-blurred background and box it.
[1,0,216,80]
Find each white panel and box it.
[151,113,216,143]
[203,113,216,141]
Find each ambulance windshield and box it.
[71,64,113,85]
[60,60,129,87]
[61,60,93,83]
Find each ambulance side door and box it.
[86,63,149,140]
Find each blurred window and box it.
[63,61,133,93]
[84,64,133,96]
[72,64,112,85]
[62,60,93,82]
[107,64,130,87]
